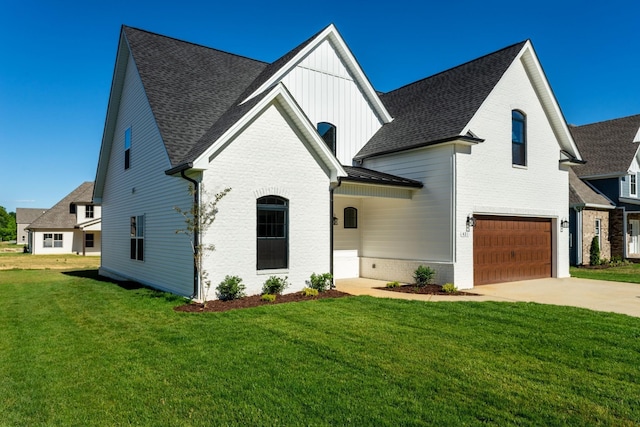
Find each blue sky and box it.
[1,0,639,212]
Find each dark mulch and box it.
[376,284,478,296]
[174,289,351,313]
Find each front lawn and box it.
[0,251,100,270]
[571,263,640,283]
[1,269,639,425]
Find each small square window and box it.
[86,205,94,219]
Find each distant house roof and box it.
[355,41,527,159]
[569,168,615,209]
[342,166,423,188]
[570,114,640,178]
[27,182,95,230]
[15,208,48,225]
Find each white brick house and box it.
[94,25,582,299]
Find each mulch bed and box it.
[174,289,351,313]
[376,284,478,296]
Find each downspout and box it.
[179,169,200,300]
[329,178,343,280]
[575,207,582,266]
[622,206,628,259]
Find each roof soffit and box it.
[241,24,392,124]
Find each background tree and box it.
[0,206,17,241]
[174,185,230,301]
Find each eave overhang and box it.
[354,135,484,161]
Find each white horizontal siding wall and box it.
[202,102,331,297]
[31,230,75,254]
[455,55,571,287]
[333,196,361,251]
[362,145,455,263]
[281,40,383,165]
[100,52,193,296]
[77,204,102,222]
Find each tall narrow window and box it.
[257,196,288,270]
[86,205,94,219]
[631,174,637,197]
[344,207,358,229]
[85,233,95,248]
[595,219,601,246]
[512,111,526,166]
[69,203,76,214]
[124,127,131,170]
[130,215,144,261]
[317,122,336,156]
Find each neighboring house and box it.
[94,25,582,299]
[568,168,615,265]
[27,182,101,255]
[15,208,48,247]
[570,114,640,261]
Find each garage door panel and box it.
[474,216,551,286]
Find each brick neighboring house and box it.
[570,114,640,262]
[15,208,48,247]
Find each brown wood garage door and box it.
[474,216,552,286]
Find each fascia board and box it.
[518,42,583,162]
[241,24,392,124]
[619,197,640,206]
[192,84,346,182]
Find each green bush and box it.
[590,237,601,266]
[260,294,276,302]
[386,281,401,288]
[306,272,334,292]
[442,283,458,294]
[262,276,289,295]
[414,265,435,287]
[215,275,246,301]
[302,287,319,297]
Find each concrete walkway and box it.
[336,277,640,318]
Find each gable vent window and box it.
[124,127,132,170]
[257,196,288,270]
[317,122,336,156]
[130,215,144,261]
[512,110,526,166]
[344,207,358,229]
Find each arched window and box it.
[512,110,526,166]
[317,122,336,156]
[257,196,288,270]
[344,207,357,229]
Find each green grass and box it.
[1,269,640,426]
[571,263,640,283]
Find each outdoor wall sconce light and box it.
[466,215,476,229]
[561,219,570,230]
[333,216,338,226]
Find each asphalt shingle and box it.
[27,182,94,230]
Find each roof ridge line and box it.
[570,113,640,128]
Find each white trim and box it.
[619,197,640,206]
[240,24,392,124]
[192,83,347,182]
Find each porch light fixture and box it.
[561,219,570,230]
[333,216,338,226]
[466,215,476,228]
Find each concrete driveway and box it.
[336,277,640,318]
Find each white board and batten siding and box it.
[281,39,383,165]
[99,52,194,296]
[358,146,456,284]
[455,55,572,287]
[202,102,332,296]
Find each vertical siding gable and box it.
[100,53,194,296]
[281,39,383,165]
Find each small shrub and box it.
[302,287,319,297]
[262,276,289,295]
[442,283,458,294]
[306,272,334,292]
[261,294,276,302]
[414,265,435,287]
[590,237,601,266]
[215,275,246,301]
[386,281,401,288]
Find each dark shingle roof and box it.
[15,208,48,225]
[568,168,614,208]
[570,114,640,178]
[355,41,527,159]
[342,166,423,188]
[124,27,268,167]
[27,182,95,230]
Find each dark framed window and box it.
[317,122,336,156]
[124,127,131,170]
[69,203,76,214]
[344,207,357,229]
[130,215,144,261]
[257,196,288,270]
[85,233,94,248]
[86,205,94,219]
[631,174,637,197]
[512,110,526,166]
